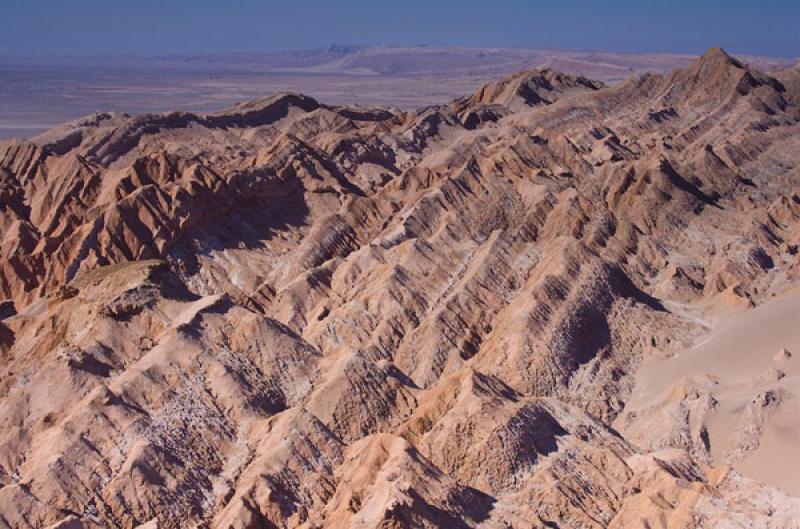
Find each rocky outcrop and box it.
[0,48,798,528]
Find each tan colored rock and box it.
[0,48,798,528]
[775,348,793,361]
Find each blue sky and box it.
[1,0,797,57]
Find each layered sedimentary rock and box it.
[0,48,798,528]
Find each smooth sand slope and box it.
[1,48,799,528]
[620,296,800,494]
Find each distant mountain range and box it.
[1,47,799,528]
[1,45,796,139]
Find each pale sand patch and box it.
[621,295,800,495]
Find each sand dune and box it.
[619,296,800,494]
[1,48,799,528]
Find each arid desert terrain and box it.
[1,45,794,139]
[0,47,799,528]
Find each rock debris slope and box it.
[0,48,799,529]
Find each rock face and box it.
[0,48,799,528]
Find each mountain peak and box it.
[454,68,603,115]
[1,53,799,529]
[657,46,784,107]
[702,46,733,60]
[694,46,745,71]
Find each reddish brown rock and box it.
[0,48,798,528]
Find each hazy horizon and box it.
[0,43,796,62]
[2,0,798,58]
